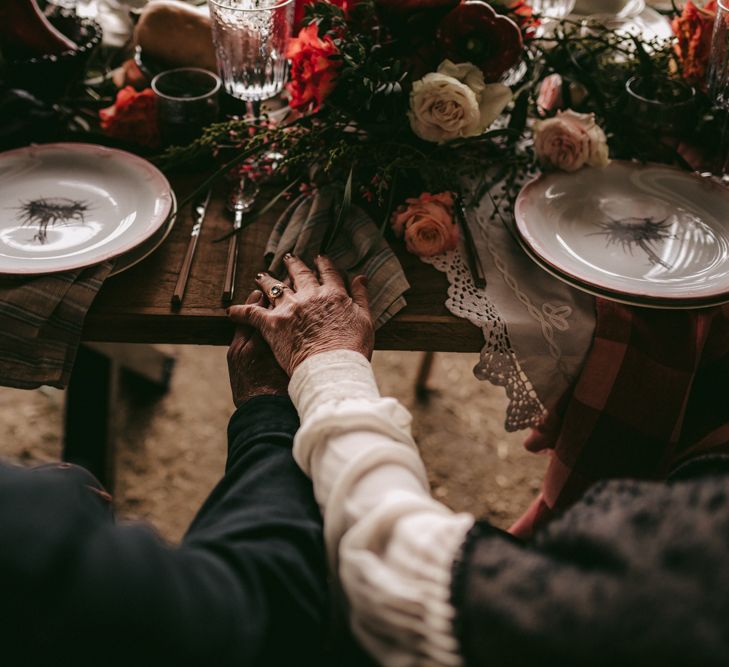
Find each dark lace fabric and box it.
[452,457,729,667]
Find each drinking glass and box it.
[708,0,729,174]
[207,0,294,104]
[709,0,729,109]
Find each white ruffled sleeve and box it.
[289,350,475,667]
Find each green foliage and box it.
[530,19,697,163]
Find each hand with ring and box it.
[227,290,289,406]
[228,255,374,376]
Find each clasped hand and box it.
[227,255,373,406]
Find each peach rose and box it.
[391,191,459,257]
[533,109,609,172]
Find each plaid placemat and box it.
[266,186,410,329]
[0,261,115,389]
[510,299,729,538]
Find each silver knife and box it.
[172,188,213,308]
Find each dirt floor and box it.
[0,347,546,543]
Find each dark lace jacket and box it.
[453,457,729,667]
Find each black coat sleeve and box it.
[0,395,327,667]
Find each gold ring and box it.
[268,284,288,301]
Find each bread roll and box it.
[134,0,217,72]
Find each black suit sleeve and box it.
[0,396,327,667]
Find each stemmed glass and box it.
[708,0,729,175]
[207,0,294,300]
[207,0,295,118]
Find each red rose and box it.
[99,86,159,148]
[672,0,717,84]
[285,24,340,111]
[437,0,523,82]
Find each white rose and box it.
[533,109,609,172]
[409,59,512,144]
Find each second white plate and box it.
[515,161,729,305]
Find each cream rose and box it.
[409,60,512,144]
[533,109,610,172]
[391,191,459,258]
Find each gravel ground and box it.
[0,347,546,543]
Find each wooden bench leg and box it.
[88,343,176,400]
[63,345,119,490]
[62,344,177,489]
[415,351,436,402]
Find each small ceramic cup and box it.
[151,67,222,145]
[625,75,696,136]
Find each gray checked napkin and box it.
[0,261,115,389]
[265,185,410,329]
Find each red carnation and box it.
[672,0,717,84]
[99,86,159,148]
[286,24,341,111]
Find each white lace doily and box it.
[422,249,546,432]
[421,174,597,432]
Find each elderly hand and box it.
[228,255,373,376]
[227,290,289,407]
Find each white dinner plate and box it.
[110,189,177,277]
[514,161,729,306]
[0,143,173,275]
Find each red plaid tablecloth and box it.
[511,298,729,538]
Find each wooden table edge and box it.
[82,311,485,351]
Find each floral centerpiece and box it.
[153,0,723,258]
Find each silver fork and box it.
[222,175,259,303]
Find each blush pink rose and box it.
[391,191,459,257]
[537,74,588,116]
[537,73,564,115]
[533,109,609,172]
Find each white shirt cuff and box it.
[289,350,380,423]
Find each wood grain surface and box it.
[83,176,485,351]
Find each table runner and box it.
[0,261,114,389]
[423,175,597,431]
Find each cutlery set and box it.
[172,177,258,308]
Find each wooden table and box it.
[67,178,485,486]
[82,179,485,352]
